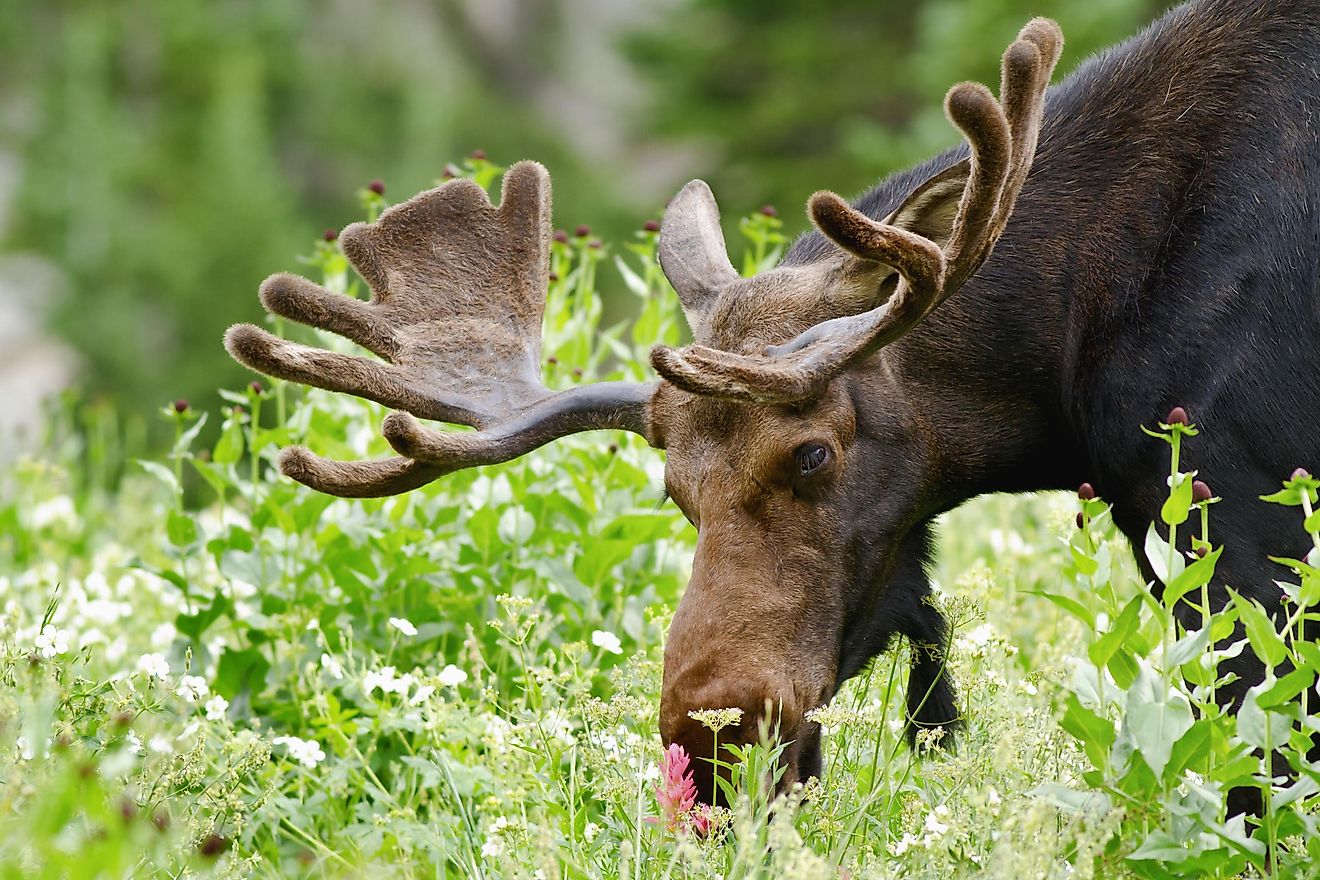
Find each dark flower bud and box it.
[120,797,136,823]
[548,272,559,282]
[643,220,660,233]
[323,228,338,242]
[152,811,170,833]
[249,381,264,396]
[553,229,570,244]
[1078,483,1096,501]
[442,165,460,180]
[1196,546,1209,559]
[608,442,619,455]
[78,762,95,780]
[469,148,487,160]
[572,368,583,379]
[1292,467,1312,481]
[588,238,602,250]
[1281,590,1292,605]
[173,399,189,414]
[1165,406,1188,426]
[368,179,386,195]
[1076,512,1085,530]
[574,224,590,238]
[114,711,134,728]
[232,405,245,417]
[199,834,228,858]
[546,356,558,366]
[760,204,778,217]
[1192,480,1212,503]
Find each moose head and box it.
[226,19,1062,806]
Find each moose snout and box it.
[659,674,803,807]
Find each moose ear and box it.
[884,158,972,246]
[659,180,740,330]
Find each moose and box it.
[227,0,1319,812]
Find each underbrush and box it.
[2,160,1318,879]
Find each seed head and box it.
[760,204,778,217]
[1192,480,1212,503]
[198,834,228,858]
[1078,482,1095,501]
[173,399,189,414]
[643,220,660,233]
[574,224,591,238]
[323,227,338,242]
[119,797,136,823]
[368,179,386,195]
[1165,406,1189,426]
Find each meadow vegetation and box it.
[2,161,1319,879]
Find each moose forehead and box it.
[693,262,872,353]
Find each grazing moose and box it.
[227,0,1320,811]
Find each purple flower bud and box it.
[249,381,264,396]
[760,204,778,217]
[1166,406,1189,426]
[643,220,661,233]
[469,148,487,160]
[119,797,136,823]
[1076,512,1085,530]
[548,272,559,282]
[368,179,386,195]
[323,228,338,242]
[1292,467,1312,481]
[1192,480,1212,503]
[152,811,170,833]
[173,399,189,414]
[442,165,459,180]
[574,224,591,238]
[1196,546,1209,559]
[1078,483,1096,501]
[553,229,570,244]
[546,357,558,366]
[588,238,602,250]
[572,367,583,379]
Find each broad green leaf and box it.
[1161,471,1194,526]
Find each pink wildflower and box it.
[650,743,712,836]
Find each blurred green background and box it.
[0,0,1167,446]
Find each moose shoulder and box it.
[226,0,1320,813]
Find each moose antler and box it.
[225,161,658,498]
[650,19,1063,403]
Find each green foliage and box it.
[3,165,1319,878]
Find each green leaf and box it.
[1144,523,1184,586]
[1089,594,1143,670]
[135,459,180,496]
[1126,698,1193,779]
[166,510,197,546]
[1161,471,1194,526]
[1163,547,1220,608]
[1026,590,1096,630]
[215,646,271,699]
[1230,590,1287,667]
[213,416,245,465]
[1059,694,1114,771]
[175,594,232,641]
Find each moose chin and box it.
[226,0,1319,817]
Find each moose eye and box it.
[795,442,830,477]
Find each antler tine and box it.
[649,19,1062,405]
[226,161,661,498]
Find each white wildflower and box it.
[388,617,418,637]
[481,838,503,859]
[591,629,622,655]
[30,496,77,530]
[204,695,229,721]
[34,624,70,658]
[583,822,600,843]
[125,731,143,755]
[148,735,174,755]
[136,653,170,680]
[176,675,209,703]
[150,622,177,648]
[363,666,412,696]
[410,684,436,705]
[492,816,509,832]
[890,832,918,856]
[438,664,468,687]
[320,653,345,679]
[923,804,950,837]
[16,736,34,761]
[273,735,326,769]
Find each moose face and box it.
[652,365,933,803]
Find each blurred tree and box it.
[627,0,1170,227]
[0,0,651,429]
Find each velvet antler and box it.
[225,161,659,498]
[650,19,1063,403]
